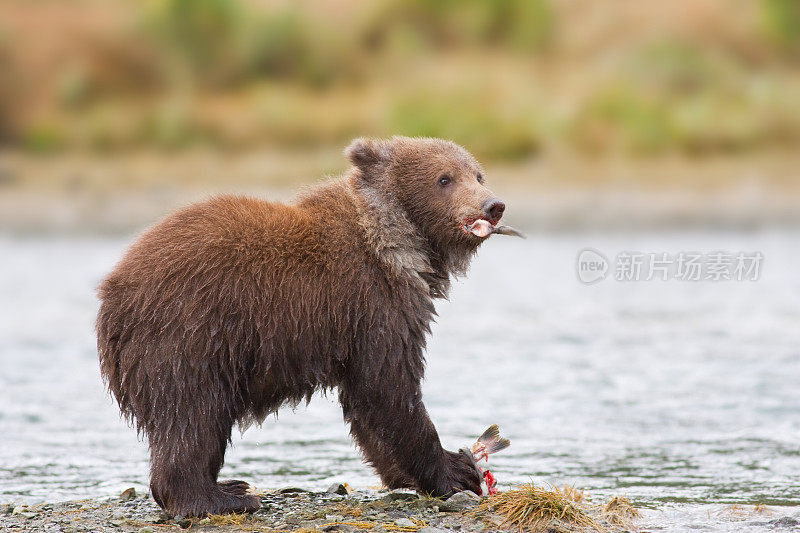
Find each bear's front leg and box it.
[340,380,482,497]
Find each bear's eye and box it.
[438,175,451,187]
[477,173,484,184]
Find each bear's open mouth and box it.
[461,215,525,239]
[461,216,495,237]
[462,215,495,227]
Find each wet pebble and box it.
[438,491,479,513]
[394,517,416,528]
[279,487,311,494]
[409,499,439,511]
[12,506,38,519]
[382,490,419,502]
[143,513,164,523]
[771,516,800,528]
[327,482,351,495]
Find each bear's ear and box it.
[345,138,393,173]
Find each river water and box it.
[1,230,799,531]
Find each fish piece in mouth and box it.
[463,219,526,239]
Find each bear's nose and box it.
[482,198,505,223]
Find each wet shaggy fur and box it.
[96,136,505,518]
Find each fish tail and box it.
[484,437,510,454]
[493,225,526,238]
[477,425,510,455]
[477,424,500,443]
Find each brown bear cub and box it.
[96,137,508,518]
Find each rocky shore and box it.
[0,485,636,533]
[5,485,800,532]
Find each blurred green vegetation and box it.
[144,0,362,88]
[362,0,554,53]
[388,89,544,160]
[142,0,554,89]
[761,0,800,57]
[570,40,800,155]
[1,0,799,161]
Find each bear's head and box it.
[346,136,505,288]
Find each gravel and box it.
[0,487,494,532]
[0,486,645,532]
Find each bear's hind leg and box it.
[148,418,260,517]
[150,468,260,517]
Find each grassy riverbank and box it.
[2,0,799,159]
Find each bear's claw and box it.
[218,479,252,496]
